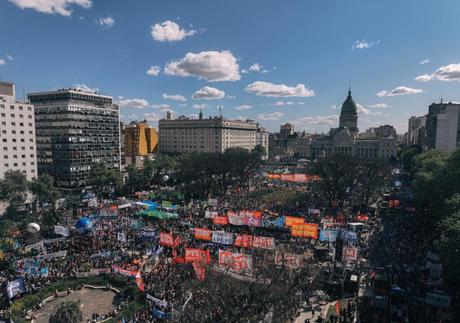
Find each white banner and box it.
[342,247,358,261]
[54,225,69,237]
[24,241,44,252]
[41,250,67,260]
[43,237,67,244]
[205,210,217,219]
[117,232,127,243]
[274,251,303,269]
[212,231,234,245]
[146,294,168,308]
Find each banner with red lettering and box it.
[194,228,212,241]
[274,251,303,269]
[135,271,145,292]
[213,216,229,225]
[253,236,275,250]
[234,234,253,248]
[218,250,253,273]
[342,246,358,261]
[291,223,319,239]
[111,265,137,277]
[185,248,211,264]
[285,216,305,227]
[159,232,177,247]
[228,213,245,225]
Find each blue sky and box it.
[1,0,460,133]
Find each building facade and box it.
[0,81,37,180]
[159,115,268,155]
[28,88,120,189]
[123,120,158,166]
[407,116,427,147]
[309,90,397,160]
[426,101,460,152]
[279,123,295,139]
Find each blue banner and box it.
[7,278,26,299]
[319,230,338,242]
[262,216,285,229]
[152,308,169,319]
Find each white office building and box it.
[0,81,37,180]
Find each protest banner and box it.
[159,232,176,247]
[117,232,127,243]
[253,236,275,250]
[24,241,44,252]
[6,278,26,299]
[218,250,253,273]
[111,265,137,277]
[41,250,67,260]
[194,228,212,241]
[285,216,305,227]
[205,210,217,219]
[342,246,358,261]
[146,294,168,308]
[319,229,338,242]
[213,215,229,225]
[185,248,211,264]
[235,234,253,248]
[53,225,69,237]
[212,231,234,245]
[228,213,245,225]
[291,223,319,239]
[139,229,156,240]
[274,251,303,269]
[42,237,67,244]
[425,292,450,308]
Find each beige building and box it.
[0,81,37,180]
[123,120,158,166]
[159,114,268,155]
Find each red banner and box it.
[159,232,178,247]
[194,228,212,241]
[253,236,275,250]
[228,213,245,225]
[213,216,229,225]
[192,262,206,281]
[274,252,303,269]
[234,234,253,248]
[185,248,211,264]
[291,223,319,239]
[218,250,253,273]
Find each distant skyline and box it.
[1,0,460,133]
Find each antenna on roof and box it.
[218,105,222,117]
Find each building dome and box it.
[341,90,358,115]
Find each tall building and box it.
[159,115,268,155]
[0,81,37,180]
[28,88,120,189]
[123,120,158,166]
[280,123,295,139]
[426,101,460,152]
[407,116,427,147]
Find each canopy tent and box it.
[138,210,179,220]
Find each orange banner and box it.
[194,228,212,241]
[285,216,305,227]
[291,223,319,239]
[213,216,229,225]
[234,234,253,248]
[185,248,211,264]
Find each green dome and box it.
[341,90,357,115]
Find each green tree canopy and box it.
[49,301,82,323]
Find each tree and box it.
[398,146,422,174]
[30,174,61,206]
[0,170,28,206]
[88,162,122,198]
[124,164,148,194]
[49,301,82,323]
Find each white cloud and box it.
[152,104,172,110]
[98,15,114,27]
[245,81,315,97]
[235,105,252,111]
[242,63,270,74]
[150,20,196,42]
[193,104,209,110]
[292,115,339,126]
[415,63,460,82]
[192,86,225,100]
[146,65,160,76]
[257,112,284,120]
[73,83,99,93]
[0,59,5,66]
[368,103,388,109]
[352,39,380,50]
[162,93,186,102]
[273,101,295,106]
[117,98,151,109]
[178,103,187,107]
[143,112,160,122]
[165,50,240,82]
[8,0,92,16]
[226,95,236,99]
[376,86,424,97]
[356,103,370,114]
[420,58,431,65]
[6,55,14,61]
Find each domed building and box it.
[308,90,398,160]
